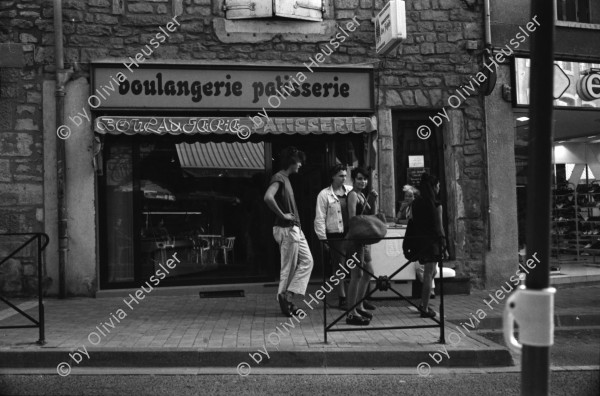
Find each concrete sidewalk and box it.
[0,284,598,370]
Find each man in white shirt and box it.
[314,164,352,309]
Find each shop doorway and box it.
[392,111,449,254]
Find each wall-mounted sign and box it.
[94,116,377,135]
[375,0,406,55]
[577,70,600,102]
[92,65,373,112]
[553,64,570,99]
[407,167,429,187]
[408,155,424,168]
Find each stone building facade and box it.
[0,0,508,296]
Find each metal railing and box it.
[0,233,50,345]
[321,235,446,344]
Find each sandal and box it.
[346,313,370,326]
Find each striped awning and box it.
[176,141,264,170]
[94,116,377,136]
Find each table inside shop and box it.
[193,235,224,267]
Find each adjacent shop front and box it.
[512,57,600,263]
[91,62,376,289]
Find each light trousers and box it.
[273,226,314,296]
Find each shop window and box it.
[556,93,577,106]
[334,138,363,187]
[223,0,325,21]
[566,163,596,180]
[515,57,600,107]
[559,61,574,75]
[101,135,271,287]
[556,0,600,25]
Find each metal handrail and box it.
[321,234,446,344]
[0,233,50,345]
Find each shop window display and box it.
[101,135,270,287]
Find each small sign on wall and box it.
[408,155,424,168]
[407,167,429,187]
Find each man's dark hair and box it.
[329,164,347,179]
[279,146,306,170]
[351,167,369,180]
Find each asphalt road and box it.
[0,370,598,396]
[1,327,598,396]
[478,327,600,366]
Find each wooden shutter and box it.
[274,0,324,22]
[224,0,272,19]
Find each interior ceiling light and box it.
[516,117,529,122]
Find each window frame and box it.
[555,0,600,29]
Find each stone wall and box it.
[0,0,488,292]
[0,0,47,295]
[376,0,487,285]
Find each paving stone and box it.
[1,285,597,354]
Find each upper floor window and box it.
[223,0,325,21]
[556,0,600,24]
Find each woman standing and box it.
[409,173,447,318]
[345,167,378,326]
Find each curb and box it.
[0,347,513,370]
[448,313,600,330]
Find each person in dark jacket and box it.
[403,173,447,318]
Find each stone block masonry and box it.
[0,0,488,293]
[0,47,46,295]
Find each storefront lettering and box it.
[251,75,350,103]
[95,116,374,135]
[577,72,600,102]
[118,73,243,103]
[114,72,352,105]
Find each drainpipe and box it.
[54,0,72,298]
[483,0,492,252]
